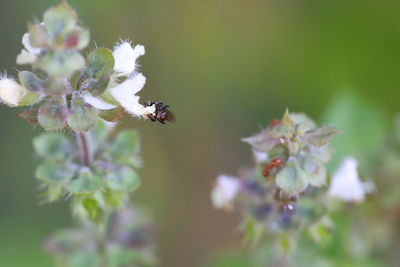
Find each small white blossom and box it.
[328,156,367,202]
[211,175,240,210]
[0,76,27,106]
[22,33,41,56]
[252,149,268,163]
[109,73,155,117]
[113,41,145,77]
[16,49,37,65]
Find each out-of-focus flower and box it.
[211,175,240,210]
[328,156,367,202]
[0,76,27,106]
[252,149,268,163]
[113,41,145,77]
[16,33,42,65]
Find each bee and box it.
[145,101,175,124]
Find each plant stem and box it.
[76,131,90,166]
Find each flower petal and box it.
[328,156,366,202]
[0,77,27,107]
[211,175,240,210]
[16,49,37,65]
[113,41,145,76]
[22,33,41,56]
[109,73,154,117]
[82,92,117,110]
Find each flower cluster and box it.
[44,206,156,267]
[211,110,340,249]
[0,1,171,132]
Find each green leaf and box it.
[303,125,339,147]
[87,75,110,97]
[242,217,264,245]
[18,91,41,106]
[67,97,99,132]
[105,166,141,192]
[276,160,308,196]
[276,233,295,254]
[36,51,85,77]
[33,133,69,158]
[102,188,125,208]
[309,216,333,246]
[302,159,327,187]
[110,130,138,156]
[43,2,78,36]
[87,48,115,79]
[81,197,104,223]
[68,168,102,194]
[38,100,68,131]
[99,107,127,122]
[18,71,44,93]
[36,160,75,183]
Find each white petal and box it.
[82,92,117,110]
[16,49,37,65]
[109,73,154,117]
[328,156,366,202]
[22,33,41,56]
[252,149,268,163]
[113,41,145,76]
[0,77,27,106]
[211,175,240,210]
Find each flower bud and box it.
[38,99,68,131]
[67,94,99,131]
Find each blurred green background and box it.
[0,0,399,266]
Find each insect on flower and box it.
[262,157,284,178]
[145,101,175,124]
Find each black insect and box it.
[145,101,175,124]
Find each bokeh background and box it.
[0,0,399,266]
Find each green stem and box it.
[76,131,90,166]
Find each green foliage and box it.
[87,48,115,79]
[322,90,388,171]
[67,97,99,131]
[33,133,69,158]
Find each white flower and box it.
[328,156,368,202]
[17,33,42,65]
[82,92,117,110]
[22,33,42,55]
[252,149,268,163]
[113,41,145,77]
[16,49,37,65]
[109,73,155,117]
[211,175,241,210]
[0,76,27,106]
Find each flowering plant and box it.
[0,1,171,265]
[210,109,365,264]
